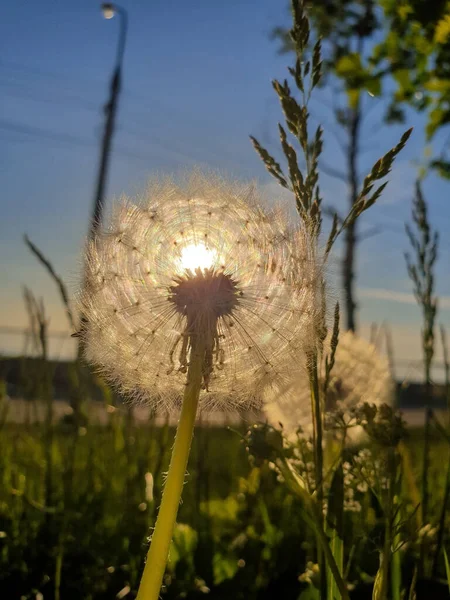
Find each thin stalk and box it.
[276,457,350,600]
[309,355,326,598]
[375,447,396,600]
[391,505,402,600]
[432,457,450,577]
[310,360,324,501]
[136,337,204,600]
[420,403,432,572]
[432,325,450,576]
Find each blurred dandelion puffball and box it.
[264,331,394,440]
[80,173,321,412]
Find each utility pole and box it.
[90,3,128,238]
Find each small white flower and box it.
[357,481,368,493]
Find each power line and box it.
[0,81,99,112]
[0,61,250,172]
[0,59,104,92]
[0,118,160,164]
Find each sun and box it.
[180,243,216,271]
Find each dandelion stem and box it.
[136,336,204,600]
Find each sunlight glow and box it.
[180,243,216,271]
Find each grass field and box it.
[0,400,449,600]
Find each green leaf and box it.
[335,53,363,78]
[430,159,450,180]
[434,15,450,44]
[426,107,448,140]
[444,547,450,594]
[201,496,240,522]
[372,554,387,600]
[365,76,382,98]
[213,552,239,585]
[408,566,418,600]
[327,464,344,536]
[391,504,402,600]
[326,464,344,600]
[298,585,320,600]
[393,69,412,91]
[424,78,450,93]
[168,523,198,570]
[347,88,360,109]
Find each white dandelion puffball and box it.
[79,172,322,412]
[264,331,394,440]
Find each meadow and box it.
[0,389,448,599]
[2,2,450,599]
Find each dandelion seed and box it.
[264,331,394,441]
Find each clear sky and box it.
[1,0,450,382]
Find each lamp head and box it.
[101,3,116,19]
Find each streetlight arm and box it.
[115,6,128,71]
[101,3,128,71]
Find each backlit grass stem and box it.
[308,354,326,597]
[276,455,350,600]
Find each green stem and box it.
[432,457,450,577]
[309,355,326,598]
[276,457,350,600]
[420,404,432,574]
[136,338,204,600]
[375,448,396,600]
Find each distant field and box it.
[3,396,448,428]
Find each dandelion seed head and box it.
[79,172,321,412]
[264,331,394,441]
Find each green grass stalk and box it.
[276,456,350,600]
[391,506,402,600]
[309,355,326,599]
[432,325,450,576]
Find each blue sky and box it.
[1,0,450,381]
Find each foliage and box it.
[373,0,450,134]
[0,410,449,600]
